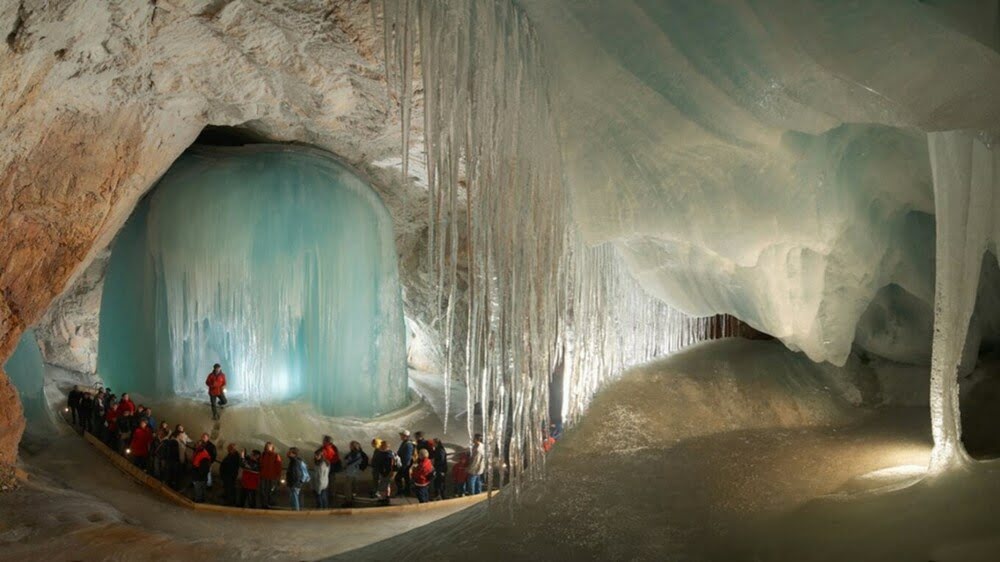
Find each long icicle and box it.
[382,0,744,489]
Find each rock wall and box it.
[0,0,430,472]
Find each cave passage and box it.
[96,145,408,417]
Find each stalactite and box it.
[381,0,741,488]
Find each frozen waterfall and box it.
[97,146,408,418]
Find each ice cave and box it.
[6,1,1000,561]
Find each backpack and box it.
[298,459,311,484]
[359,451,369,472]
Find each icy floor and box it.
[329,339,1000,561]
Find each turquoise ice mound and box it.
[97,146,408,417]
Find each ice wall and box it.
[97,146,408,418]
[514,0,1000,367]
[3,330,47,423]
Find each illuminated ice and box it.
[97,146,408,417]
[4,330,47,422]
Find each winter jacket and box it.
[205,372,227,397]
[372,449,395,477]
[240,457,261,490]
[452,453,469,484]
[411,458,434,487]
[260,451,283,480]
[172,433,191,463]
[343,449,368,478]
[130,426,153,457]
[432,444,448,474]
[220,452,241,482]
[314,458,330,492]
[314,442,341,472]
[397,440,414,470]
[117,416,134,440]
[192,448,212,481]
[468,442,485,476]
[116,399,136,416]
[286,458,307,487]
[203,440,218,463]
[79,394,94,418]
[105,409,118,432]
[160,438,179,464]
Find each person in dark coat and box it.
[117,409,134,454]
[67,388,82,426]
[219,443,241,506]
[200,433,218,492]
[372,440,396,505]
[395,430,414,497]
[78,392,94,434]
[162,433,181,489]
[432,438,448,500]
[415,431,431,454]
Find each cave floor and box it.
[11,340,1000,561]
[330,406,940,561]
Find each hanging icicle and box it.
[381,0,741,490]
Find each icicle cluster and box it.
[382,0,739,489]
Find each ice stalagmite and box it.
[97,146,408,418]
[926,131,1000,471]
[382,1,736,487]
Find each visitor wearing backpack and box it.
[341,441,369,508]
[285,447,310,511]
[372,439,396,505]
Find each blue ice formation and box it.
[97,145,408,417]
[4,330,47,421]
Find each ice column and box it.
[97,146,408,417]
[926,131,1000,472]
[382,1,738,487]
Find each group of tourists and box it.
[66,380,491,511]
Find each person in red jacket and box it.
[452,451,469,497]
[129,419,153,471]
[239,449,262,508]
[116,393,136,416]
[315,435,341,506]
[411,448,434,503]
[259,442,282,508]
[205,364,228,420]
[191,443,212,503]
[104,401,119,449]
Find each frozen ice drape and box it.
[97,146,408,417]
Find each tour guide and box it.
[206,363,228,420]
